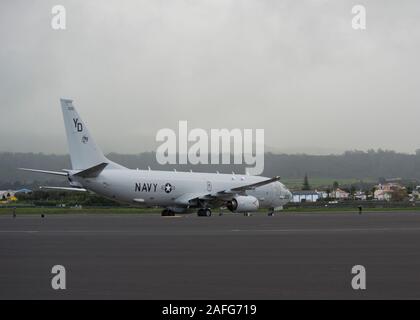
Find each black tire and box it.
[162,209,175,216]
[197,209,211,217]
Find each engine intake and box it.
[226,195,260,213]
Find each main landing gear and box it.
[197,208,212,217]
[161,209,175,216]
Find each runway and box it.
[1,211,420,299]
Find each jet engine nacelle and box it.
[227,195,260,213]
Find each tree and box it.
[406,185,413,195]
[333,181,339,190]
[302,174,311,191]
[350,185,356,199]
[371,187,377,198]
[325,188,331,200]
[391,188,408,201]
[364,190,370,199]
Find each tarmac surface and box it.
[1,211,420,299]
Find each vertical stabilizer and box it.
[60,99,110,170]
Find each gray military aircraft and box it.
[20,99,292,216]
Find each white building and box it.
[331,188,350,200]
[292,191,321,203]
[374,183,406,201]
[354,191,367,200]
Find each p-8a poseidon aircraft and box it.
[20,99,292,216]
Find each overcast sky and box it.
[1,0,419,155]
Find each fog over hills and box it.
[2,150,420,189]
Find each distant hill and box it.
[1,150,420,189]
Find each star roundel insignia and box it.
[164,183,173,193]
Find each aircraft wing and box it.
[174,176,281,206]
[39,186,87,192]
[224,176,281,193]
[174,193,212,205]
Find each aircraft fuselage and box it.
[72,169,291,211]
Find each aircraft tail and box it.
[60,99,125,170]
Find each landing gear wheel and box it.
[161,209,175,216]
[197,208,212,217]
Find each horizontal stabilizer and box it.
[39,186,87,192]
[18,168,68,176]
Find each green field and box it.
[281,177,377,189]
